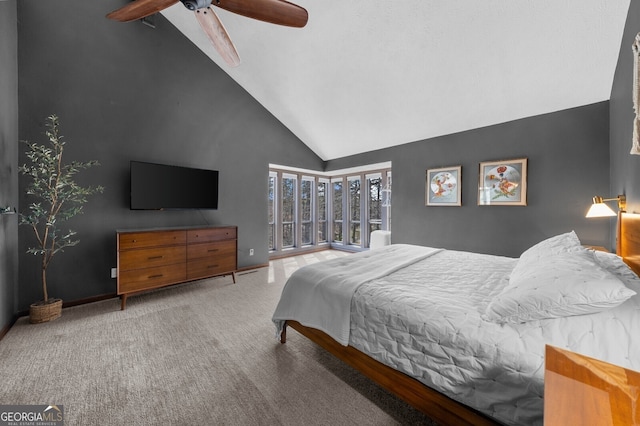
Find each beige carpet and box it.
[0,251,437,425]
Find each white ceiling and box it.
[162,1,630,161]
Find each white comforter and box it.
[272,244,443,345]
[272,245,640,425]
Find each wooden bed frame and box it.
[279,212,640,426]
[617,212,640,276]
[280,320,499,425]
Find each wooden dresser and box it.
[117,226,237,309]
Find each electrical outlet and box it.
[249,248,254,256]
[111,268,117,278]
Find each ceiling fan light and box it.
[180,0,212,11]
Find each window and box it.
[348,176,361,246]
[301,177,314,246]
[268,164,390,256]
[268,172,277,251]
[382,171,391,232]
[332,179,343,244]
[317,179,329,243]
[367,173,383,242]
[281,174,297,248]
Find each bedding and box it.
[272,237,640,425]
[272,244,443,345]
[485,248,636,324]
[517,230,583,259]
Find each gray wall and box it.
[611,0,640,236]
[0,0,19,330]
[8,0,634,320]
[327,102,611,257]
[16,0,323,311]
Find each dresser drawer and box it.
[187,253,236,280]
[116,226,237,310]
[119,230,186,250]
[119,246,186,271]
[118,265,187,294]
[187,227,236,244]
[187,240,235,260]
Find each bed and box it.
[272,213,640,426]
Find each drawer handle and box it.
[148,255,164,260]
[207,264,219,269]
[208,249,219,253]
[148,274,164,279]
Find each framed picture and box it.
[478,158,527,206]
[426,166,462,206]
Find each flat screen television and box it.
[130,161,219,210]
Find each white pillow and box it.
[591,250,640,290]
[518,231,583,262]
[510,231,584,286]
[485,249,636,324]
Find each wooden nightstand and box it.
[544,345,640,425]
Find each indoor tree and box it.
[20,114,104,320]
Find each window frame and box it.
[331,177,344,245]
[268,171,278,251]
[347,175,362,247]
[280,173,298,250]
[317,178,330,244]
[268,166,391,258]
[300,175,315,247]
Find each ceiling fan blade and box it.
[213,0,308,28]
[107,0,179,22]
[194,7,241,67]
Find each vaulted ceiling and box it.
[161,1,631,161]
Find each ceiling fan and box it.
[106,0,308,67]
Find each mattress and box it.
[347,249,640,426]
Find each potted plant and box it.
[19,114,104,323]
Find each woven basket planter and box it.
[29,298,63,324]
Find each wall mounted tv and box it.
[130,161,219,210]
